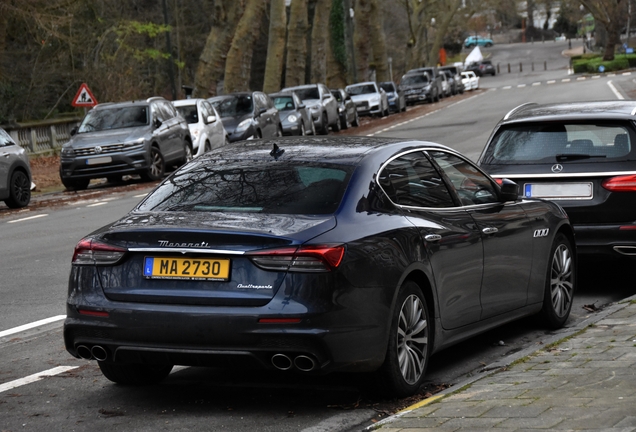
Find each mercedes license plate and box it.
[524,183,593,200]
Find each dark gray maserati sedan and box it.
[64,137,575,397]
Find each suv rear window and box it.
[137,161,352,215]
[482,122,634,164]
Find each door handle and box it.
[424,234,442,242]
[482,227,498,235]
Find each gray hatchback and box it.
[59,97,192,190]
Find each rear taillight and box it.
[72,238,127,265]
[248,245,345,273]
[602,175,636,192]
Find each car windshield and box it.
[175,105,199,124]
[137,160,353,215]
[483,123,634,164]
[379,83,395,92]
[347,85,377,95]
[78,106,148,133]
[210,95,253,118]
[273,96,295,111]
[401,75,429,85]
[293,87,320,100]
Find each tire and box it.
[331,116,341,132]
[319,113,329,135]
[352,110,360,127]
[98,362,173,385]
[181,142,193,165]
[485,42,493,47]
[141,147,164,181]
[61,176,90,191]
[539,233,575,329]
[5,170,31,208]
[204,140,211,153]
[379,280,431,398]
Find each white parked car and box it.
[345,82,390,117]
[460,71,480,91]
[173,99,228,157]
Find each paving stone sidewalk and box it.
[373,297,636,431]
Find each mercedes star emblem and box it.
[551,164,563,173]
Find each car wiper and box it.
[556,153,606,161]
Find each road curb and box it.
[364,293,636,431]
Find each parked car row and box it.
[400,64,476,106]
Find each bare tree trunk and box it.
[311,0,331,83]
[426,0,462,66]
[369,0,388,81]
[263,0,287,93]
[327,0,347,88]
[0,12,6,80]
[194,0,244,97]
[224,0,268,93]
[354,0,371,81]
[285,0,308,87]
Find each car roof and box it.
[269,91,294,98]
[501,101,636,124]
[172,98,205,107]
[199,136,453,165]
[93,98,161,110]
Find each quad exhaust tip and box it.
[271,353,317,371]
[76,344,108,361]
[76,345,92,360]
[91,345,108,361]
[271,354,293,370]
[293,355,316,372]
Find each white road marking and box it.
[7,214,48,224]
[623,72,632,76]
[87,202,108,207]
[608,73,616,77]
[532,82,541,86]
[547,80,556,84]
[0,366,78,394]
[592,75,601,79]
[576,77,586,81]
[503,86,512,90]
[134,193,148,198]
[517,84,526,88]
[0,315,66,338]
[607,80,625,100]
[562,78,571,82]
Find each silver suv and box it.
[59,97,192,190]
[0,127,32,208]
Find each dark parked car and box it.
[64,136,575,397]
[465,60,496,77]
[330,88,359,129]
[479,100,636,261]
[209,92,281,142]
[269,91,314,136]
[400,72,439,104]
[439,66,464,95]
[379,81,406,112]
[406,67,444,100]
[59,97,192,190]
[0,127,31,208]
[282,84,339,134]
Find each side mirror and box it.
[206,115,216,124]
[70,127,78,136]
[153,118,163,129]
[498,178,519,202]
[298,103,306,109]
[323,94,330,100]
[258,107,267,116]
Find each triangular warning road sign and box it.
[72,83,98,107]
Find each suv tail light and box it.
[248,245,345,273]
[602,175,636,192]
[72,238,127,265]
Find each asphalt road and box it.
[2,39,636,432]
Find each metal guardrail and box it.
[3,118,82,155]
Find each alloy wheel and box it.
[396,294,428,384]
[550,244,574,318]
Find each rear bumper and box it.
[574,223,636,259]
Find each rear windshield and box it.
[78,106,148,133]
[482,122,634,164]
[137,160,352,215]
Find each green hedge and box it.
[572,54,636,73]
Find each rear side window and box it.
[137,161,352,215]
[378,152,455,208]
[484,122,633,164]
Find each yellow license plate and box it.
[143,257,230,281]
